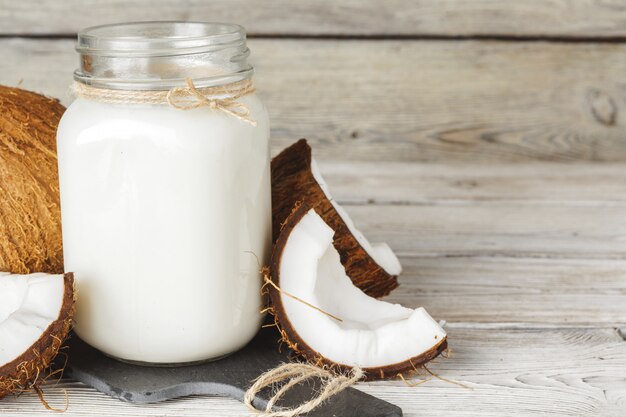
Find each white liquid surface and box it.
[57,96,271,363]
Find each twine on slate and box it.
[244,362,364,417]
[71,78,257,125]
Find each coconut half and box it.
[0,85,65,275]
[0,272,75,398]
[272,139,400,298]
[268,206,447,380]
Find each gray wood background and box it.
[1,2,625,416]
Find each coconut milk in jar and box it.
[56,22,271,364]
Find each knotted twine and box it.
[71,78,257,126]
[244,363,364,417]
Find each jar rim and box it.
[73,21,254,90]
[76,21,246,57]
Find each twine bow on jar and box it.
[71,78,258,126]
[166,78,257,125]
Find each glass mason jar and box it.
[57,22,271,364]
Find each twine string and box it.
[71,78,257,126]
[244,363,364,417]
[262,273,343,322]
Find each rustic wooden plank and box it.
[2,327,624,416]
[347,203,626,259]
[358,327,626,417]
[387,257,626,325]
[3,1,626,38]
[3,38,626,162]
[320,162,626,206]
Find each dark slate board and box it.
[56,329,402,417]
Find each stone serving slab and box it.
[56,329,402,417]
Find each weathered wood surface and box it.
[3,39,626,162]
[348,203,626,258]
[2,162,626,416]
[3,0,626,38]
[314,163,626,258]
[2,327,624,416]
[2,4,626,414]
[320,162,626,206]
[321,164,626,328]
[324,162,626,326]
[389,256,626,325]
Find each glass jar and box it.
[57,22,271,364]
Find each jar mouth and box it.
[74,21,254,91]
[76,21,246,57]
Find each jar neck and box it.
[74,22,253,91]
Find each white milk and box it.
[57,95,271,363]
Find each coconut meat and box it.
[278,209,445,368]
[310,159,402,276]
[0,273,65,366]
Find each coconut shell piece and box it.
[271,139,399,298]
[267,204,447,381]
[0,85,65,274]
[0,273,75,399]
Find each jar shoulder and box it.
[60,94,268,120]
[58,94,269,141]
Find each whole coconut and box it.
[0,85,64,274]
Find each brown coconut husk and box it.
[266,204,447,381]
[0,273,75,398]
[271,139,398,298]
[0,85,65,274]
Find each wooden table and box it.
[1,2,626,416]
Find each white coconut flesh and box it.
[0,272,65,366]
[278,209,445,368]
[310,159,402,276]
